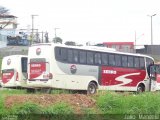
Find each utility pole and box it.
[54,28,60,38]
[148,14,156,45]
[31,14,38,44]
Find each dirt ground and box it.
[5,94,96,113]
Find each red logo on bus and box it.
[70,65,77,74]
[36,48,41,55]
[7,58,11,65]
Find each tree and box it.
[0,6,9,15]
[53,37,63,44]
[64,41,76,46]
[0,6,10,30]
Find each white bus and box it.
[1,55,28,88]
[27,43,156,94]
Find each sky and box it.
[1,0,160,45]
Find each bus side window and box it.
[146,57,154,67]
[122,56,127,67]
[79,51,86,64]
[73,50,79,63]
[95,53,101,65]
[87,52,94,64]
[102,53,108,65]
[140,57,145,69]
[128,56,134,68]
[134,57,140,68]
[68,49,73,63]
[61,48,67,62]
[115,55,121,67]
[109,54,115,66]
[55,47,61,61]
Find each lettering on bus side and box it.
[31,64,41,67]
[103,70,117,74]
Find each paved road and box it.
[0,46,29,52]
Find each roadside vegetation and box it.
[0,57,2,79]
[0,89,160,120]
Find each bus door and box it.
[2,69,16,85]
[29,58,51,81]
[149,65,157,91]
[21,57,28,82]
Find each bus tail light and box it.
[49,73,53,79]
[43,73,53,79]
[16,72,19,81]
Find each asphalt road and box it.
[0,46,28,51]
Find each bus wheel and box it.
[26,88,35,93]
[41,88,52,94]
[137,84,145,94]
[87,82,97,94]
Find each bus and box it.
[27,43,156,94]
[1,55,28,88]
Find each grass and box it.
[97,91,160,114]
[43,102,74,115]
[1,89,160,119]
[0,89,27,95]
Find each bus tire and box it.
[87,82,97,94]
[26,88,35,93]
[137,84,145,94]
[41,88,52,94]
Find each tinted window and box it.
[128,56,134,67]
[68,49,73,62]
[134,57,140,68]
[109,54,115,66]
[55,47,61,60]
[122,56,127,67]
[140,57,145,69]
[102,53,108,65]
[21,57,28,72]
[95,53,101,65]
[87,52,94,64]
[115,55,121,67]
[79,51,86,64]
[61,48,67,61]
[55,47,67,62]
[146,57,154,67]
[73,50,79,63]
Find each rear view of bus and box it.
[1,55,28,88]
[27,44,53,88]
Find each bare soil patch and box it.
[5,94,96,113]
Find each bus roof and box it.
[3,55,28,59]
[31,43,154,60]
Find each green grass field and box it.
[0,89,160,120]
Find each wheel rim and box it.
[137,86,143,93]
[88,84,96,94]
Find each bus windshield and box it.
[156,65,160,74]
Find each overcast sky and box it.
[1,0,160,45]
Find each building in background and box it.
[0,14,17,35]
[0,15,18,47]
[103,42,135,53]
